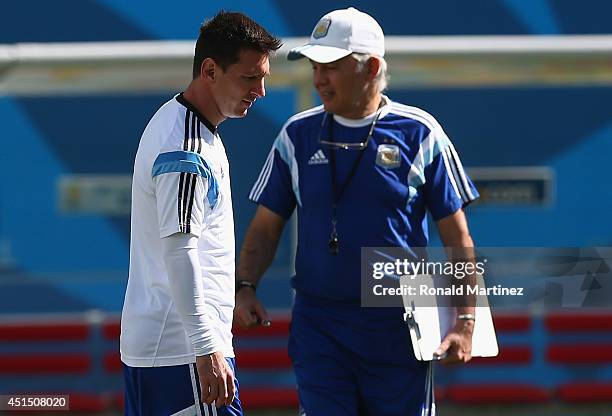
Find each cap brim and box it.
[287,44,352,63]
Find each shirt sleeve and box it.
[152,150,219,237]
[248,128,298,219]
[161,233,223,356]
[421,128,479,221]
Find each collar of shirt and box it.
[333,95,392,128]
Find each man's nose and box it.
[252,78,265,98]
[313,67,327,88]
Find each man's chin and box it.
[322,102,336,114]
[226,109,249,119]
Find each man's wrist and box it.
[236,280,257,294]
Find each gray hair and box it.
[352,53,389,93]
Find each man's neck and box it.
[338,93,382,119]
[183,82,225,127]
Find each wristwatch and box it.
[457,313,476,322]
[236,280,257,294]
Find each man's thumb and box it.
[254,303,271,326]
[435,338,450,356]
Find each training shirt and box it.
[121,94,235,367]
[250,96,479,304]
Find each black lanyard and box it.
[325,111,381,255]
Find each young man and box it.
[235,8,478,415]
[120,12,281,416]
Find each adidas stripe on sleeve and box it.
[390,102,478,220]
[154,109,219,238]
[423,128,478,220]
[249,130,298,219]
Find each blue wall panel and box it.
[1,1,611,312]
[2,0,611,43]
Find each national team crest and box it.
[376,144,401,169]
[312,18,331,39]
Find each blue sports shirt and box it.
[250,96,478,303]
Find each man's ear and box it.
[367,57,381,82]
[201,58,216,81]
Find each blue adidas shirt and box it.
[250,96,478,303]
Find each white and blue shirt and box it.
[250,96,478,303]
[121,94,235,367]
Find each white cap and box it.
[288,7,385,63]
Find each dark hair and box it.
[192,11,282,78]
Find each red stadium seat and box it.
[103,352,122,373]
[435,387,446,402]
[0,354,90,374]
[113,392,124,411]
[547,344,612,364]
[446,384,551,404]
[469,345,532,365]
[557,383,612,403]
[0,322,89,341]
[102,320,121,340]
[235,348,292,369]
[492,314,531,332]
[239,387,298,409]
[67,394,112,412]
[545,312,612,332]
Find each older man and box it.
[235,8,478,415]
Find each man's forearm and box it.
[451,243,477,317]
[237,221,283,285]
[439,220,477,316]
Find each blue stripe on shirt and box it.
[152,150,219,208]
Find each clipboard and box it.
[401,274,499,361]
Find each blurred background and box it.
[1,0,611,414]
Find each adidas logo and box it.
[308,149,328,165]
